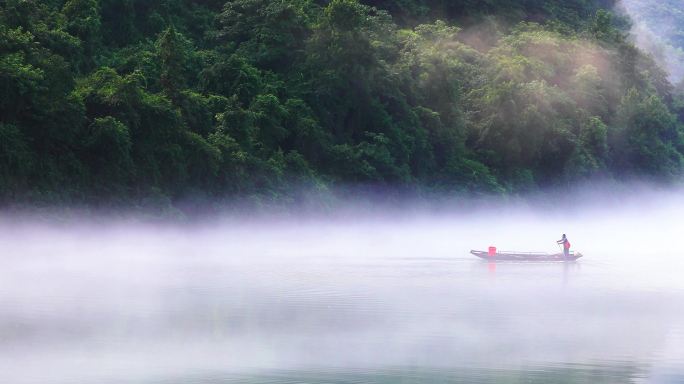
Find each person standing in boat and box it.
[557,234,571,258]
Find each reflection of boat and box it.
[470,250,583,261]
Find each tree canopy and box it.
[1,0,683,207]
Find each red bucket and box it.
[488,246,497,256]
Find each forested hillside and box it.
[1,0,683,207]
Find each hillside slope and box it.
[1,0,682,206]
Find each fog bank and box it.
[1,185,684,383]
[619,0,684,84]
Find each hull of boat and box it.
[470,250,583,261]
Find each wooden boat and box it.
[470,250,583,261]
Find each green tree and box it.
[156,27,191,99]
[216,0,316,70]
[63,0,101,72]
[611,89,683,178]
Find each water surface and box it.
[1,202,683,383]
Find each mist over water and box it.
[1,187,684,383]
[619,0,684,84]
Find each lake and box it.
[1,199,683,383]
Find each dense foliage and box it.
[1,0,683,206]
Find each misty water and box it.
[2,191,684,383]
